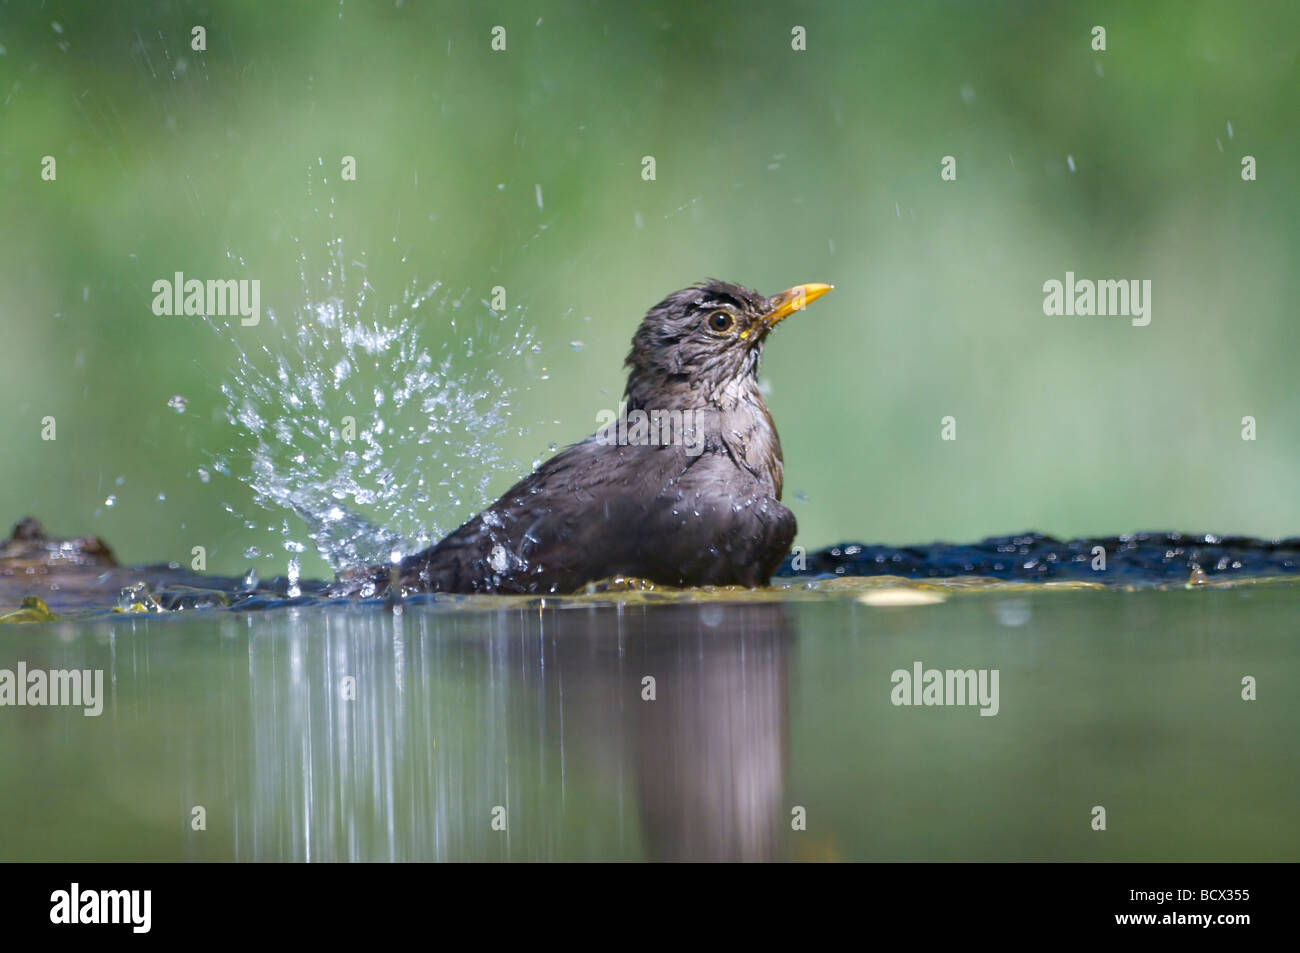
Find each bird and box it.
[336,279,833,596]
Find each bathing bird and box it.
[337,279,832,595]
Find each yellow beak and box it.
[760,282,834,330]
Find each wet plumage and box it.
[339,279,832,595]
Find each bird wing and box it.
[398,436,692,592]
[397,433,793,592]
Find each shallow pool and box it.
[1,582,1294,861]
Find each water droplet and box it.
[1066,154,1076,173]
[242,568,258,589]
[168,395,188,413]
[795,491,809,504]
[994,599,1031,627]
[117,582,149,611]
[197,468,210,483]
[104,495,116,508]
[569,340,584,351]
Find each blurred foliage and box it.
[1,0,1298,577]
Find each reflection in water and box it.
[633,605,789,861]
[4,589,1300,861]
[231,602,792,861]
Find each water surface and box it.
[2,584,1294,861]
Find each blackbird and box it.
[340,279,832,596]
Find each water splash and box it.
[211,238,537,573]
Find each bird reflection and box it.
[629,604,791,861]
[233,600,793,861]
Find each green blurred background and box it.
[2,0,1298,579]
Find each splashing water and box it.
[211,238,537,574]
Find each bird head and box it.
[623,278,833,410]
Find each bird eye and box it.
[707,310,734,333]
